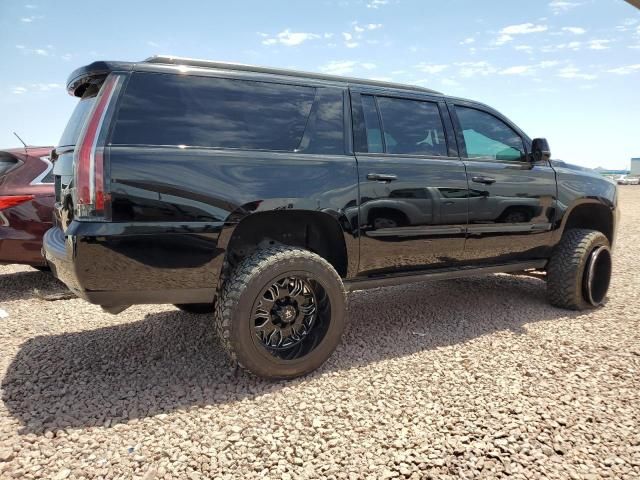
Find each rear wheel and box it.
[547,228,612,310]
[214,246,346,379]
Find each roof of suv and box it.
[66,55,443,97]
[145,55,443,95]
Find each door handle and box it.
[471,176,496,185]
[367,173,398,182]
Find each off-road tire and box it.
[547,228,611,310]
[175,303,214,314]
[214,246,346,379]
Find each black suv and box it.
[45,56,617,379]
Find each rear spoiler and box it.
[66,61,134,97]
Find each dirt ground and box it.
[0,187,638,480]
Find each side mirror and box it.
[531,138,551,163]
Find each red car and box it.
[0,146,55,268]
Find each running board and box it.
[344,260,547,292]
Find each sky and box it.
[0,0,639,169]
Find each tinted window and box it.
[377,97,447,156]
[361,95,383,153]
[456,106,525,161]
[0,152,21,178]
[58,94,96,147]
[112,73,316,151]
[296,89,344,155]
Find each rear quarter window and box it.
[58,91,97,147]
[111,73,329,152]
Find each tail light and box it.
[0,195,35,211]
[74,74,123,219]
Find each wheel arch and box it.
[558,199,616,246]
[217,209,354,280]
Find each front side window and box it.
[112,73,316,151]
[376,96,447,156]
[455,106,525,161]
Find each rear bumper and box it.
[43,221,223,307]
[0,236,49,266]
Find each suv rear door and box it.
[351,88,469,276]
[449,101,557,263]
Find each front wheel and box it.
[214,246,346,379]
[547,229,612,310]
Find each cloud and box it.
[261,29,321,46]
[342,22,382,49]
[319,61,378,75]
[557,66,596,80]
[588,39,611,50]
[354,23,382,33]
[514,45,533,52]
[319,61,358,75]
[502,23,548,35]
[499,61,559,76]
[415,63,448,74]
[607,64,640,75]
[342,32,358,48]
[500,65,533,75]
[549,1,582,15]
[455,61,497,77]
[366,0,388,8]
[615,18,639,32]
[541,40,582,52]
[21,16,37,22]
[11,83,63,95]
[34,49,48,56]
[25,4,37,8]
[147,41,159,47]
[562,27,586,35]
[494,23,548,45]
[460,37,475,45]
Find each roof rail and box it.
[144,55,442,95]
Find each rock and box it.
[53,469,71,480]
[0,449,15,462]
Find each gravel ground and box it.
[1,187,639,480]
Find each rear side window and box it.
[455,106,525,161]
[58,91,97,147]
[295,89,345,155]
[376,97,447,156]
[0,152,21,178]
[361,95,383,153]
[112,73,317,151]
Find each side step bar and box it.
[344,260,547,292]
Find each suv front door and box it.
[450,102,557,263]
[351,90,469,276]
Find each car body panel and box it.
[0,147,54,266]
[43,59,618,307]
